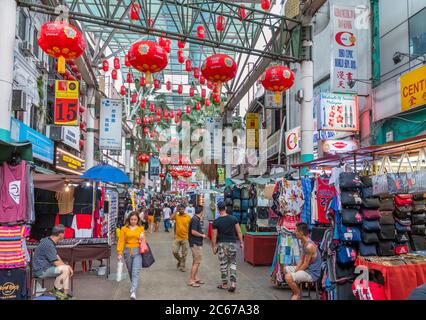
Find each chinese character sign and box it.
[319,93,359,132]
[54,80,79,126]
[331,5,358,93]
[100,99,122,150]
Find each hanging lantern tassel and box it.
[58,56,66,74]
[275,91,281,105]
[145,72,153,85]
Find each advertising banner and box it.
[149,156,160,178]
[322,139,360,155]
[285,126,301,156]
[100,99,122,150]
[246,113,259,149]
[319,93,359,132]
[400,64,426,112]
[55,148,85,175]
[54,80,79,126]
[330,5,358,93]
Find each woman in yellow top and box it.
[117,212,145,300]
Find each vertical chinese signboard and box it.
[331,5,358,93]
[100,99,122,150]
[54,80,79,126]
[246,113,259,149]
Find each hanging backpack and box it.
[336,245,357,264]
[232,186,241,199]
[359,242,378,256]
[338,224,361,243]
[362,220,381,232]
[224,186,233,198]
[377,240,395,256]
[341,209,363,226]
[411,213,426,225]
[339,172,363,190]
[233,199,241,211]
[379,211,395,225]
[240,187,250,200]
[361,231,380,244]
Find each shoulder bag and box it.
[411,213,426,225]
[233,199,241,211]
[395,232,410,244]
[378,224,396,240]
[378,240,395,257]
[336,245,357,264]
[339,172,363,190]
[394,244,409,255]
[338,224,361,243]
[341,209,363,226]
[141,243,155,268]
[224,186,233,198]
[411,235,426,251]
[341,191,363,206]
[361,231,380,244]
[395,218,412,233]
[413,203,426,214]
[362,209,381,220]
[362,220,381,232]
[394,194,413,206]
[379,198,395,211]
[379,211,395,225]
[240,187,250,200]
[394,205,412,219]
[362,198,381,209]
[361,187,373,198]
[413,194,426,201]
[359,242,378,256]
[225,197,233,206]
[411,224,426,236]
[372,157,392,196]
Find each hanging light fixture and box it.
[197,25,205,39]
[238,5,247,20]
[131,93,137,104]
[136,117,141,125]
[130,3,141,21]
[216,16,225,31]
[200,75,206,85]
[178,84,183,95]
[154,79,161,89]
[193,67,200,79]
[120,85,126,96]
[261,0,271,11]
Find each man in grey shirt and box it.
[32,225,75,299]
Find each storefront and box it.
[55,147,85,175]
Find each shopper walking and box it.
[211,202,244,293]
[188,206,207,287]
[154,202,162,232]
[185,202,195,218]
[163,203,172,232]
[283,222,322,300]
[171,205,191,272]
[146,204,155,234]
[117,212,145,300]
[32,225,75,300]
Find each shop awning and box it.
[0,140,33,163]
[33,165,56,175]
[33,173,87,192]
[292,134,426,169]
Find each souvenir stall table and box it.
[244,232,278,266]
[291,134,426,300]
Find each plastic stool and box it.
[298,281,320,300]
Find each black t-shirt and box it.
[154,208,162,217]
[188,215,203,247]
[212,215,239,243]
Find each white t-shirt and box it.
[185,206,195,217]
[163,207,172,219]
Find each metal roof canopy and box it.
[18,0,301,111]
[292,134,426,169]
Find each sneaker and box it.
[130,292,136,300]
[51,287,67,299]
[65,293,76,300]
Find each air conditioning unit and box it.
[46,125,63,141]
[12,90,28,111]
[20,41,34,57]
[36,60,49,74]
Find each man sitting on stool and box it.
[32,224,75,300]
[283,222,322,300]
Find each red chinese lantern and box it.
[111,69,118,80]
[130,3,141,21]
[178,40,186,49]
[164,109,169,119]
[127,73,133,83]
[154,79,161,89]
[140,99,146,109]
[170,110,175,118]
[186,105,191,114]
[149,103,155,113]
[200,75,206,85]
[189,87,195,97]
[261,65,295,104]
[128,40,168,84]
[216,16,225,31]
[178,84,183,95]
[201,88,206,98]
[79,106,86,113]
[79,122,86,130]
[166,80,172,91]
[79,140,85,149]
[196,102,201,111]
[143,116,148,125]
[120,85,126,96]
[174,115,180,124]
[143,127,149,135]
[148,19,154,27]
[164,39,171,53]
[261,0,271,11]
[149,116,154,124]
[158,37,166,48]
[185,59,193,72]
[160,173,165,179]
[102,60,109,72]
[193,67,200,79]
[124,54,131,67]
[238,5,247,20]
[205,98,210,107]
[177,108,182,117]
[114,57,120,69]
[136,117,141,125]
[156,108,162,117]
[156,115,161,122]
[197,25,205,39]
[201,54,237,102]
[131,93,137,104]
[37,21,86,74]
[177,50,185,64]
[214,94,221,104]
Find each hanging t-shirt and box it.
[316,177,336,224]
[0,226,26,269]
[329,167,344,210]
[26,165,35,224]
[56,189,75,215]
[311,180,318,225]
[71,214,93,238]
[73,186,101,214]
[34,188,59,216]
[0,269,27,300]
[0,161,27,223]
[275,179,305,217]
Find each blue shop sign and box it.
[10,118,54,164]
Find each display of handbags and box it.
[395,218,412,233]
[379,211,395,225]
[379,198,395,211]
[377,240,395,256]
[411,235,426,251]
[361,231,380,244]
[359,242,378,256]
[394,206,411,219]
[362,220,381,232]
[361,187,373,198]
[362,209,381,220]
[362,198,381,209]
[412,213,426,225]
[336,245,357,264]
[378,224,396,240]
[341,209,363,226]
[361,176,373,187]
[341,191,362,206]
[387,173,409,194]
[339,173,363,189]
[411,224,426,236]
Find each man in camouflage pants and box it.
[211,202,244,293]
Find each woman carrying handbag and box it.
[117,212,145,300]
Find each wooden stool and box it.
[298,281,320,300]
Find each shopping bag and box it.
[141,243,155,268]
[139,238,149,254]
[372,156,392,196]
[116,260,124,282]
